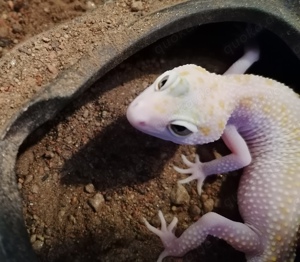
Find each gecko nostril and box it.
[138,121,146,126]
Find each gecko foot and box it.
[144,211,179,262]
[174,154,206,195]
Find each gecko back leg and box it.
[145,211,262,262]
[224,41,260,75]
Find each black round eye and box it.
[169,124,193,136]
[157,75,169,90]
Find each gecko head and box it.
[126,65,228,144]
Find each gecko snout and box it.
[126,101,149,129]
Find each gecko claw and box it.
[144,211,179,261]
[181,154,195,166]
[174,154,206,195]
[144,211,178,237]
[173,165,193,174]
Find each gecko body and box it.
[126,47,300,262]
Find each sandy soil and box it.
[1,0,299,261]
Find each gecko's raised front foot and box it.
[144,211,179,262]
[174,154,206,195]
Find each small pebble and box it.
[203,198,214,213]
[31,184,39,194]
[18,46,32,55]
[10,59,16,67]
[86,1,96,10]
[42,37,51,43]
[0,19,9,38]
[44,228,52,236]
[200,194,208,202]
[85,183,95,193]
[88,193,105,212]
[68,215,76,224]
[36,235,44,241]
[46,64,58,75]
[188,205,201,218]
[101,110,108,117]
[12,23,23,34]
[58,210,65,219]
[83,109,89,118]
[170,184,190,205]
[7,1,14,10]
[30,234,37,243]
[43,150,54,159]
[130,0,143,12]
[71,196,78,205]
[32,240,44,251]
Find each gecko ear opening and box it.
[168,120,197,136]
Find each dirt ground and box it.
[1,0,299,261]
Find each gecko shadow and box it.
[59,115,179,191]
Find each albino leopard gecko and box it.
[126,45,300,262]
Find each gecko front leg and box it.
[151,125,257,260]
[175,125,251,195]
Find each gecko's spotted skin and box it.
[126,47,300,262]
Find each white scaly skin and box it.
[126,44,300,262]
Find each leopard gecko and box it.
[126,44,300,262]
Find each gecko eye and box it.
[168,120,198,137]
[169,124,192,136]
[155,71,179,91]
[157,75,169,90]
